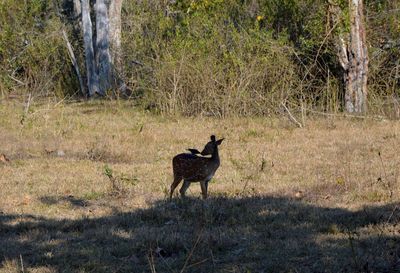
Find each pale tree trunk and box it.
[347,0,368,113]
[329,0,368,113]
[77,0,123,97]
[109,0,123,70]
[95,0,112,95]
[81,0,99,96]
[73,0,81,17]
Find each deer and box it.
[170,135,224,200]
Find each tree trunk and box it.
[81,0,99,96]
[73,0,81,17]
[95,0,112,95]
[346,0,368,113]
[329,0,368,113]
[78,0,123,97]
[109,0,123,70]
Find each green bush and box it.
[122,0,302,116]
[1,0,399,117]
[0,0,75,97]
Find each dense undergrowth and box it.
[0,0,399,116]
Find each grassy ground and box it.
[0,99,400,273]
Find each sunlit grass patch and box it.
[1,100,400,272]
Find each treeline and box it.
[0,0,399,117]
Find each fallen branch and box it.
[20,93,32,125]
[281,102,303,128]
[20,254,25,273]
[8,75,26,86]
[303,107,386,121]
[62,29,85,96]
[284,100,387,121]
[180,229,203,273]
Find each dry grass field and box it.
[1,99,400,273]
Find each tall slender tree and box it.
[109,0,123,70]
[95,0,112,94]
[73,0,123,97]
[347,0,368,113]
[81,0,100,96]
[329,0,369,113]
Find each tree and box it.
[68,0,123,97]
[81,0,100,96]
[347,0,368,113]
[109,0,123,69]
[329,0,369,113]
[95,0,112,94]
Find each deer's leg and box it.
[179,180,191,197]
[170,176,182,200]
[200,180,208,199]
[205,179,210,193]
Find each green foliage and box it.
[1,0,399,117]
[121,0,356,116]
[0,0,75,97]
[366,0,400,114]
[103,164,113,179]
[122,0,302,116]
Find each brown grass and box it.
[1,99,400,272]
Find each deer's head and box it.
[201,135,224,156]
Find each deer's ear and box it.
[210,135,216,142]
[187,148,201,154]
[216,138,224,145]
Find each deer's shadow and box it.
[1,195,399,272]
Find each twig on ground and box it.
[386,205,398,224]
[20,254,25,273]
[281,101,303,128]
[147,248,157,273]
[8,75,26,86]
[180,230,203,273]
[20,93,32,125]
[287,101,387,121]
[62,30,85,96]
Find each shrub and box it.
[0,0,76,97]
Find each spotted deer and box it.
[170,135,224,199]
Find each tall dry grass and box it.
[150,37,298,117]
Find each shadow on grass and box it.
[40,196,89,207]
[1,195,399,272]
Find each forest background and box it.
[1,0,399,118]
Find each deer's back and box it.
[172,153,219,182]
